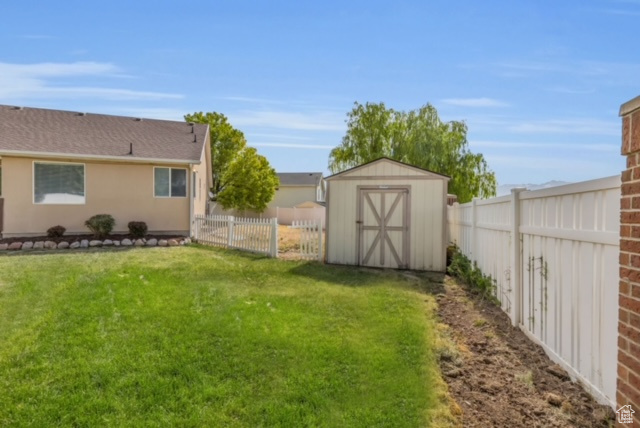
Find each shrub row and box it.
[46,215,148,239]
[447,245,499,303]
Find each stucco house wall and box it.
[2,156,203,236]
[268,186,318,209]
[0,105,212,238]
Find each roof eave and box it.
[0,149,200,165]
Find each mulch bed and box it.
[0,234,186,245]
[437,277,615,427]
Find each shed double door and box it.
[357,187,409,269]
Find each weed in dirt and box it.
[515,370,535,390]
[473,318,487,327]
[561,400,574,414]
[484,331,496,340]
[433,323,463,366]
[447,246,499,303]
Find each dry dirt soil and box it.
[277,225,326,260]
[437,276,616,427]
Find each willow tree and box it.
[328,102,496,203]
[185,111,278,212]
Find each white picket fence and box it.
[447,175,621,408]
[194,215,278,257]
[291,219,323,261]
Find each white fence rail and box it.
[291,219,323,261]
[447,175,621,408]
[194,215,278,257]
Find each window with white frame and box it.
[154,167,187,197]
[34,162,85,204]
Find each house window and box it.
[154,167,187,198]
[34,162,85,204]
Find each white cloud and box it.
[544,86,596,94]
[249,142,334,150]
[486,154,621,180]
[229,110,345,132]
[507,118,619,136]
[470,140,617,152]
[0,61,120,77]
[104,107,187,121]
[220,96,285,105]
[246,132,313,141]
[602,8,640,15]
[441,97,509,107]
[492,59,640,81]
[17,34,55,40]
[0,61,182,101]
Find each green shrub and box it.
[46,225,66,238]
[448,245,498,302]
[84,214,115,238]
[128,221,148,238]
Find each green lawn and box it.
[0,246,456,427]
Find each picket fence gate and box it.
[290,219,323,261]
[447,175,620,408]
[194,215,278,257]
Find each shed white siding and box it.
[326,158,448,271]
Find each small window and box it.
[154,167,187,198]
[34,162,85,204]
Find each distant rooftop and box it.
[277,172,323,186]
[0,105,209,163]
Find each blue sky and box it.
[0,1,636,185]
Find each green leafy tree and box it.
[329,102,496,203]
[217,147,279,212]
[184,111,278,212]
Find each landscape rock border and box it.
[0,237,191,252]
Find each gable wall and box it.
[335,159,438,179]
[268,186,317,208]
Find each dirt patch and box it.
[437,276,615,427]
[277,225,325,261]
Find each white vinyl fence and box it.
[291,219,323,261]
[194,215,278,257]
[209,203,325,226]
[447,175,620,408]
[269,206,325,226]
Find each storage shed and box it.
[325,158,449,271]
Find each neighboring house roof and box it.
[277,172,323,187]
[0,105,209,164]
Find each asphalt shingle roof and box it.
[277,172,323,186]
[0,105,209,163]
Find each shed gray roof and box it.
[277,172,323,186]
[0,105,209,163]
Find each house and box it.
[270,172,325,209]
[209,171,326,225]
[0,105,212,238]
